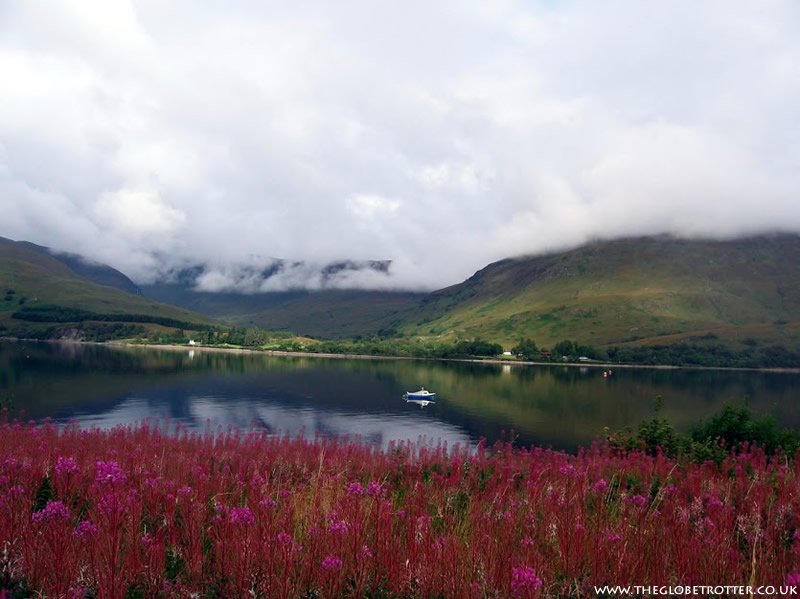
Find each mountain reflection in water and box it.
[2,341,799,452]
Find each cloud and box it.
[95,189,185,236]
[188,259,400,293]
[1,0,799,289]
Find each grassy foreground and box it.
[1,416,800,598]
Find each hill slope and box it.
[2,237,142,295]
[399,234,800,349]
[0,238,215,337]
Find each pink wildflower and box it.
[627,494,648,507]
[347,482,365,496]
[511,567,543,596]
[321,556,343,572]
[72,520,99,538]
[367,481,384,497]
[32,500,70,523]
[95,460,127,485]
[98,492,123,514]
[7,485,25,498]
[55,456,80,475]
[328,519,348,535]
[229,506,255,525]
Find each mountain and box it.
[140,261,424,338]
[2,237,142,295]
[6,233,799,351]
[398,234,800,349]
[0,237,215,338]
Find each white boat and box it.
[403,387,436,401]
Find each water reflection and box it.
[1,341,799,452]
[73,396,471,450]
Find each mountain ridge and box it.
[0,237,215,339]
[3,233,799,352]
[401,233,800,349]
[0,237,142,296]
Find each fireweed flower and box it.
[321,556,343,572]
[328,519,348,535]
[95,460,127,485]
[55,456,80,475]
[32,500,70,523]
[367,481,384,497]
[626,494,648,508]
[511,567,543,596]
[259,497,277,509]
[3,457,21,469]
[229,506,255,525]
[347,482,365,496]
[72,520,99,538]
[591,479,609,492]
[98,492,123,515]
[7,486,25,498]
[277,532,293,546]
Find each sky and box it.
[2,1,799,291]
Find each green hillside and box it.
[225,290,424,339]
[400,234,800,350]
[0,238,216,338]
[142,283,423,339]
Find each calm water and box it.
[1,341,799,452]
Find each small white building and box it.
[188,339,196,346]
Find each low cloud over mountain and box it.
[157,259,395,293]
[2,2,800,289]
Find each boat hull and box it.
[405,392,436,400]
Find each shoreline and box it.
[103,341,800,374]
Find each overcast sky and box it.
[2,1,799,290]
